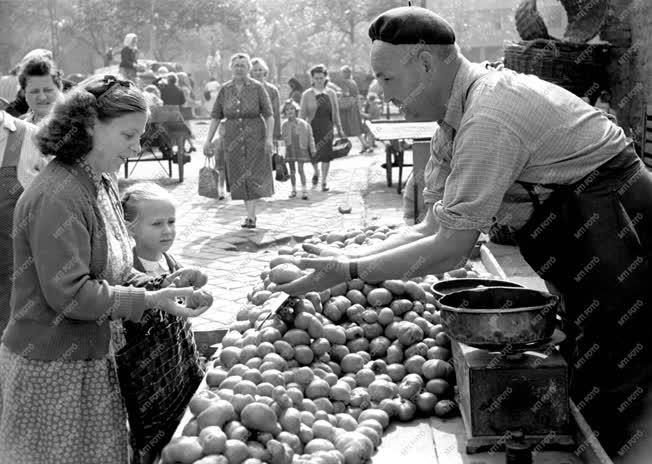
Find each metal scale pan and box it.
[437,286,575,453]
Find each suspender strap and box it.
[2,119,26,168]
[515,181,542,208]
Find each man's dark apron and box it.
[0,120,26,335]
[457,69,652,454]
[514,145,652,454]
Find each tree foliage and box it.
[1,0,405,80]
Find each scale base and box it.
[452,338,574,454]
[464,432,576,454]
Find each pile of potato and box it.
[161,225,495,464]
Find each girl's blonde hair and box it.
[121,182,174,228]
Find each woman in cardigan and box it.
[203,53,274,229]
[0,75,210,464]
[119,33,139,81]
[299,64,344,192]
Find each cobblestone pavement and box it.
[118,120,410,331]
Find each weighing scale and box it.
[452,329,576,454]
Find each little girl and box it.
[281,99,316,200]
[120,182,204,463]
[121,182,179,274]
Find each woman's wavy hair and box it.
[18,57,62,90]
[35,74,147,164]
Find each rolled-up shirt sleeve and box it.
[433,115,529,232]
[423,152,450,208]
[423,125,453,207]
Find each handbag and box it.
[198,156,220,198]
[330,138,352,160]
[273,153,290,182]
[115,274,204,463]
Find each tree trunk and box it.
[0,0,11,72]
[349,15,356,72]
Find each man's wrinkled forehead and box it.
[371,42,420,78]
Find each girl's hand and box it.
[167,267,208,289]
[265,139,274,157]
[145,288,210,317]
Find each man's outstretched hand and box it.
[274,257,350,296]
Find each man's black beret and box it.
[369,6,455,45]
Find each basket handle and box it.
[522,38,559,53]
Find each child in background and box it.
[121,182,180,275]
[361,93,382,149]
[281,99,315,200]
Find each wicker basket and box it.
[561,0,609,42]
[515,0,550,41]
[503,39,609,97]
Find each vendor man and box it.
[277,6,652,460]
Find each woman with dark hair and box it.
[18,56,63,124]
[0,74,210,463]
[299,64,344,191]
[288,77,304,104]
[5,49,74,118]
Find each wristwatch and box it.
[348,261,359,280]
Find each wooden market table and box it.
[366,120,438,195]
[160,243,612,464]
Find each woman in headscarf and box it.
[119,33,139,82]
